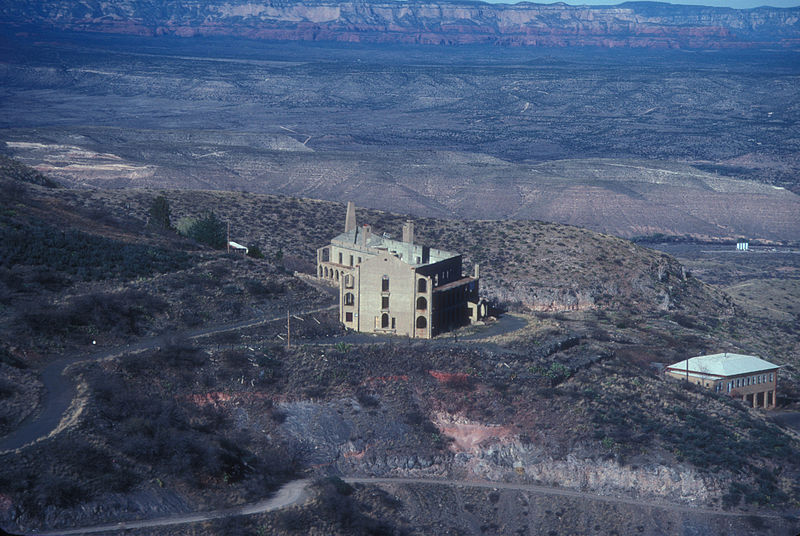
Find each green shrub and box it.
[180,211,226,249]
[148,195,172,230]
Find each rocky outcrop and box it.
[2,1,800,49]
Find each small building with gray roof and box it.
[665,352,779,409]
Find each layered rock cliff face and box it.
[2,0,799,49]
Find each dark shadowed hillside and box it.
[2,160,799,535]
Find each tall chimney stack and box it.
[474,263,480,279]
[402,220,414,244]
[344,201,356,233]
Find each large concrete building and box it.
[317,202,484,338]
[665,353,779,409]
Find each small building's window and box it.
[339,252,343,264]
[416,316,427,329]
[382,276,389,292]
[770,373,774,381]
[417,296,427,311]
[382,296,389,309]
[349,255,354,267]
[344,274,354,289]
[358,257,362,264]
[335,270,339,281]
[345,312,353,322]
[418,278,427,293]
[344,292,355,306]
[391,317,396,329]
[381,313,389,328]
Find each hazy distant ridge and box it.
[3,0,800,48]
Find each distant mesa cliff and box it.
[2,1,800,48]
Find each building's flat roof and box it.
[666,353,778,377]
[330,226,458,267]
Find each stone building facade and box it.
[317,202,484,338]
[665,353,779,409]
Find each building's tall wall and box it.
[356,253,418,336]
[317,203,479,339]
[417,256,463,288]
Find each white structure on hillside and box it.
[665,352,779,409]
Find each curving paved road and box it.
[0,304,337,453]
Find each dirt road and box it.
[12,475,787,535]
[0,305,337,453]
[30,479,311,536]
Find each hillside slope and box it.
[1,161,798,535]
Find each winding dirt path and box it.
[344,477,784,519]
[0,304,337,453]
[12,475,785,535]
[30,479,312,536]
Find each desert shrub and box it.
[0,214,192,282]
[0,377,17,398]
[309,477,396,535]
[0,155,59,187]
[23,290,168,338]
[244,278,285,296]
[356,389,380,408]
[0,344,26,368]
[246,245,264,259]
[671,313,706,331]
[220,348,251,368]
[37,476,90,509]
[148,195,172,230]
[158,338,205,368]
[180,211,226,249]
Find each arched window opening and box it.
[344,274,354,289]
[344,292,355,306]
[416,316,427,329]
[335,270,339,281]
[324,267,329,278]
[417,296,427,311]
[381,313,390,328]
[319,266,323,277]
[418,278,427,293]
